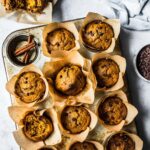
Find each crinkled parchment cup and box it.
[8,106,61,150]
[57,104,98,142]
[96,90,138,131]
[42,22,80,58]
[6,64,49,107]
[79,12,120,53]
[92,53,126,92]
[0,0,56,24]
[43,51,96,105]
[66,140,104,150]
[103,130,143,150]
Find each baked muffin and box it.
[106,132,135,150]
[25,0,48,13]
[93,58,119,88]
[98,96,127,125]
[61,106,91,134]
[82,20,114,51]
[46,28,76,52]
[70,141,97,150]
[55,65,86,96]
[23,112,53,142]
[15,71,46,103]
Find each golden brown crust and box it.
[106,132,135,150]
[55,65,86,96]
[46,28,76,52]
[61,106,91,134]
[23,112,53,142]
[70,141,97,150]
[15,71,46,103]
[98,96,127,125]
[82,20,114,51]
[92,58,119,88]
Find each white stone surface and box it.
[0,0,149,149]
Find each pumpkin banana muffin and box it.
[81,20,114,51]
[55,65,86,96]
[98,96,127,125]
[15,71,46,103]
[46,28,76,53]
[61,106,91,134]
[106,132,135,150]
[70,141,97,150]
[92,58,119,88]
[23,112,53,142]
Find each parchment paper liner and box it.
[79,12,120,53]
[96,90,138,131]
[57,104,98,142]
[8,106,62,150]
[6,64,49,107]
[92,53,126,92]
[66,140,104,150]
[0,0,57,24]
[42,22,80,58]
[103,130,143,150]
[43,51,96,105]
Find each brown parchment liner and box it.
[96,90,138,131]
[66,140,104,150]
[79,12,120,53]
[8,106,62,150]
[92,53,126,92]
[6,64,49,107]
[42,22,80,58]
[103,130,143,150]
[43,51,96,105]
[57,104,98,142]
[0,0,57,24]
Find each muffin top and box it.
[23,112,53,142]
[61,106,91,134]
[55,65,86,96]
[70,141,97,150]
[93,58,119,88]
[106,132,135,150]
[82,20,114,51]
[46,28,76,52]
[15,71,46,103]
[98,96,127,125]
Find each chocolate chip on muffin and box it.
[46,28,76,53]
[106,132,135,150]
[55,65,86,96]
[15,71,46,103]
[61,106,91,134]
[98,96,127,125]
[93,58,119,88]
[23,112,53,142]
[82,20,114,51]
[70,141,97,150]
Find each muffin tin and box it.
[2,17,140,150]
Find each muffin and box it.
[70,141,97,150]
[25,0,48,13]
[81,20,114,51]
[55,65,86,96]
[98,96,127,125]
[15,71,46,103]
[61,106,91,134]
[106,132,135,150]
[46,28,76,52]
[23,111,53,142]
[92,58,119,88]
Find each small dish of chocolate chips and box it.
[134,44,150,82]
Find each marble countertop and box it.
[0,0,149,149]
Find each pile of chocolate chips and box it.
[137,45,150,80]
